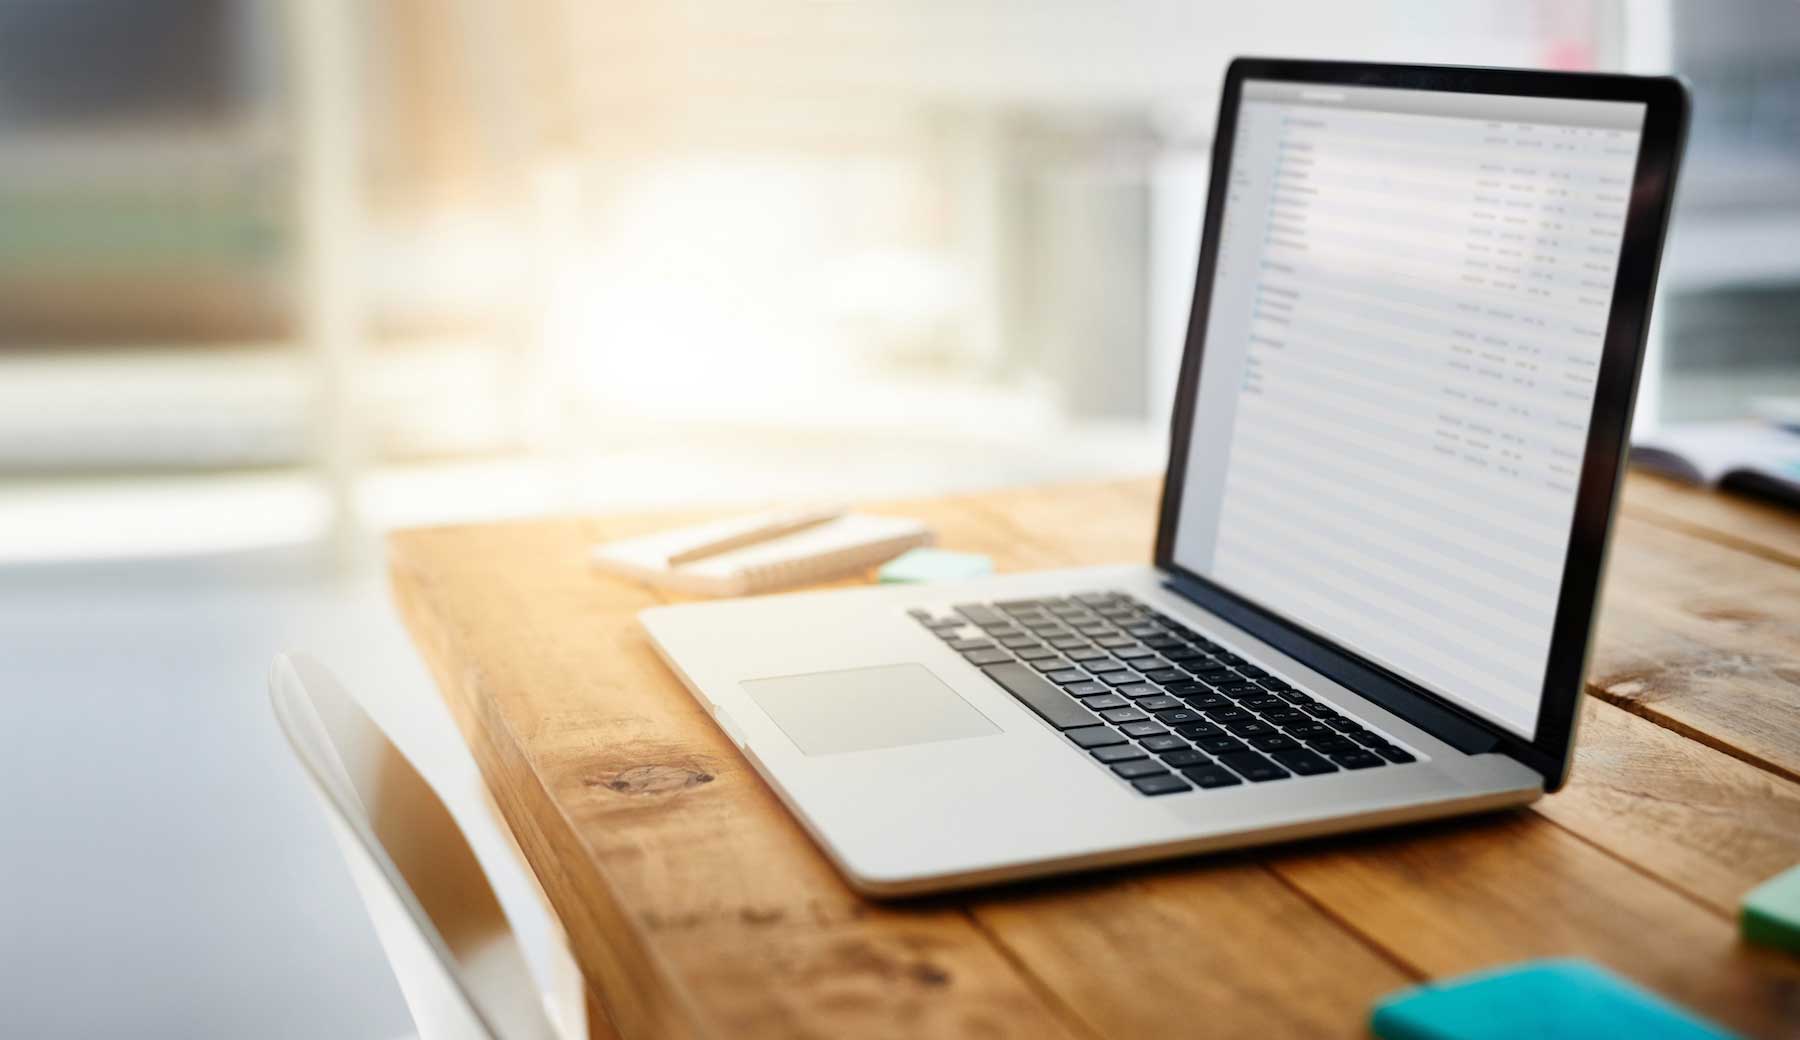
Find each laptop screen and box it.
[1171,79,1647,739]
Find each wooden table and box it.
[390,472,1800,1039]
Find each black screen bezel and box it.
[1153,58,1687,789]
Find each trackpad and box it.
[742,664,1000,756]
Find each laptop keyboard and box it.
[909,591,1417,796]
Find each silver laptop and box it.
[643,59,1688,896]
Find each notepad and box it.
[591,511,933,596]
[1370,959,1737,1040]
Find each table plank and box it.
[1270,814,1800,1040]
[971,864,1415,1040]
[1624,470,1800,568]
[1588,511,1800,782]
[1540,697,1800,916]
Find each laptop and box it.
[642,58,1688,896]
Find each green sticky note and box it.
[1370,959,1737,1040]
[877,548,993,584]
[1743,863,1800,953]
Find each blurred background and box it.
[3,1,1797,1036]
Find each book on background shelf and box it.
[1631,416,1800,509]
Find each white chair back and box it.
[270,652,564,1040]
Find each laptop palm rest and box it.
[742,663,1000,756]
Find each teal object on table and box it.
[877,548,994,583]
[1742,862,1800,953]
[1370,959,1738,1040]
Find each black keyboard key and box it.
[1120,721,1168,738]
[1140,668,1186,684]
[1214,652,1245,666]
[1331,750,1384,770]
[1309,736,1359,755]
[1272,749,1337,776]
[1286,722,1333,741]
[1174,721,1226,739]
[1139,734,1188,753]
[1067,725,1124,748]
[1164,648,1207,664]
[1045,669,1090,685]
[1236,666,1268,679]
[1096,636,1135,649]
[1154,708,1206,726]
[1226,719,1277,738]
[1088,659,1129,673]
[1329,719,1367,734]
[1136,695,1184,712]
[1260,709,1305,725]
[1217,751,1289,782]
[1114,645,1156,660]
[948,638,994,651]
[1066,647,1109,662]
[1092,744,1147,763]
[1145,636,1186,651]
[1015,645,1058,661]
[1125,623,1164,638]
[1247,734,1300,753]
[1369,744,1416,764]
[1133,774,1192,796]
[1029,656,1072,672]
[1237,695,1282,711]
[1164,680,1208,695]
[1195,735,1249,755]
[1083,694,1130,711]
[1101,707,1150,724]
[962,648,1012,665]
[1216,681,1262,696]
[983,663,1103,730]
[1066,681,1111,697]
[1099,672,1143,687]
[1183,692,1231,710]
[1181,765,1243,788]
[1117,682,1162,699]
[1351,730,1389,748]
[1205,707,1250,724]
[1258,678,1292,691]
[1112,759,1170,780]
[1160,749,1211,768]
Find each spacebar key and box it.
[982,663,1102,729]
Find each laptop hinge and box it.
[1160,574,1502,756]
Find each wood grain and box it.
[1539,696,1800,916]
[1269,814,1800,1039]
[389,471,1800,1038]
[1587,511,1800,782]
[1623,471,1800,568]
